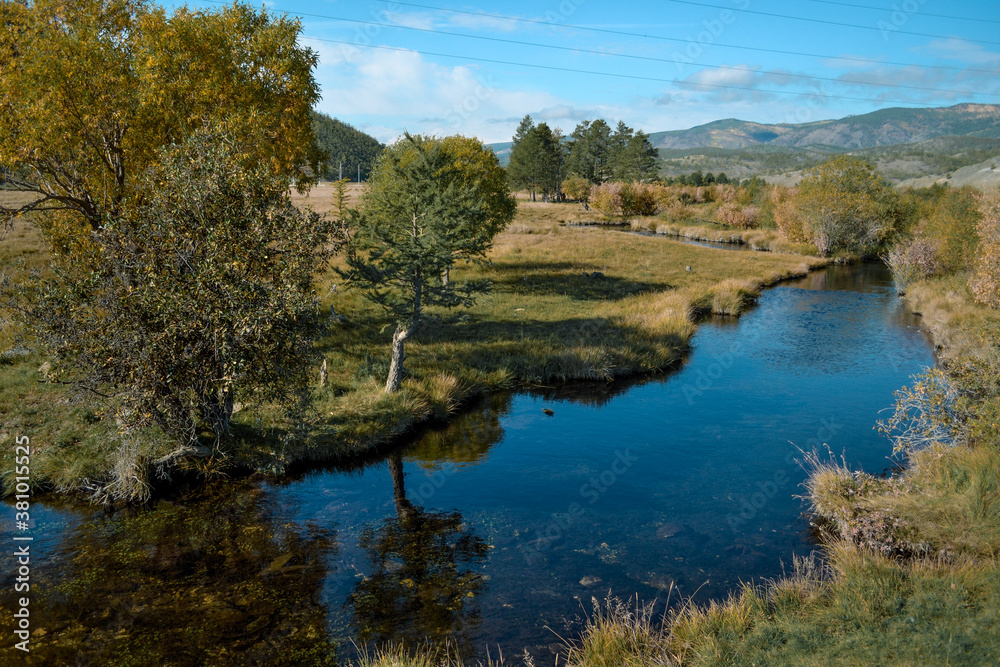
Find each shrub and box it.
[714,183,738,203]
[796,157,907,256]
[919,186,981,273]
[590,181,624,217]
[561,174,592,204]
[716,203,760,229]
[663,200,694,222]
[884,238,941,295]
[876,368,964,456]
[970,190,1000,309]
[621,182,659,216]
[591,181,660,217]
[773,187,809,242]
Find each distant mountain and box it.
[485,104,1000,184]
[311,112,384,181]
[490,141,514,167]
[657,135,1000,184]
[647,104,1000,150]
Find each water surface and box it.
[1,258,934,663]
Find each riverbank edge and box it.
[628,218,826,256]
[1,239,829,502]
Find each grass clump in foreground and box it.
[0,199,826,495]
[339,546,1000,666]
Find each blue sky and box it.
[185,0,1000,143]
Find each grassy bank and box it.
[0,198,825,495]
[629,217,820,256]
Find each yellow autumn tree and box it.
[795,156,907,256]
[0,0,321,241]
[970,190,1000,309]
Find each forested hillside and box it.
[311,111,384,181]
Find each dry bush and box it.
[970,190,1000,309]
[714,183,738,203]
[884,238,941,294]
[562,175,592,204]
[668,201,694,221]
[773,188,809,243]
[590,181,624,217]
[591,182,662,217]
[715,203,761,229]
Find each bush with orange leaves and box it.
[970,190,1000,309]
[715,203,761,229]
[591,182,660,217]
[772,186,809,242]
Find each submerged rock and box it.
[656,523,683,539]
[579,575,602,587]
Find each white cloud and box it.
[920,38,1000,66]
[313,48,564,143]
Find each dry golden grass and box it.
[288,180,366,216]
[631,218,820,255]
[904,272,1000,358]
[0,190,43,209]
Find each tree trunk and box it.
[531,190,536,202]
[388,451,415,520]
[385,229,422,393]
[200,388,234,440]
[385,325,410,392]
[442,267,450,287]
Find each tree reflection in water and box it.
[348,451,489,652]
[0,482,339,665]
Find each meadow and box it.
[0,191,825,493]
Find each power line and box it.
[662,0,1000,46]
[290,11,999,99]
[386,1,999,75]
[303,36,968,107]
[806,0,1000,25]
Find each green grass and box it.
[0,200,826,495]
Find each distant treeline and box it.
[506,115,659,201]
[311,111,384,181]
[662,169,732,186]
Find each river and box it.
[0,255,935,664]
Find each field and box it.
[0,191,825,493]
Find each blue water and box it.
[1,259,935,663]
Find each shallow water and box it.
[1,258,935,664]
